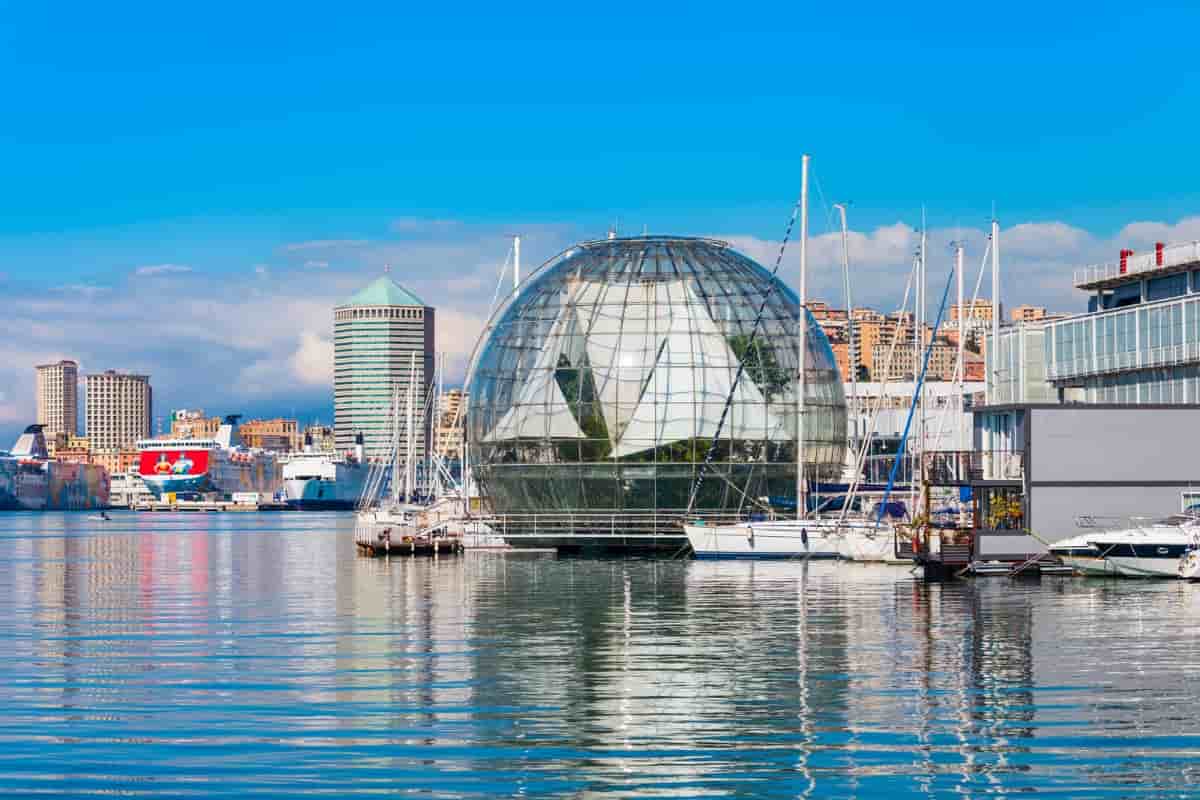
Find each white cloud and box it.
[7,213,1199,445]
[135,263,193,276]
[302,259,329,270]
[289,331,333,385]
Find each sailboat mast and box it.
[405,351,416,502]
[835,203,856,443]
[389,384,402,505]
[991,217,1001,385]
[955,244,965,451]
[796,154,810,522]
[513,235,521,299]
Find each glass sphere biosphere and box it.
[466,236,846,518]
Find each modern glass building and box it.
[334,276,435,462]
[466,236,846,522]
[989,240,1200,404]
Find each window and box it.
[1147,273,1188,302]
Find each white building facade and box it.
[85,370,151,452]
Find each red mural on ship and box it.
[138,450,210,478]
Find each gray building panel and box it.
[1028,406,1200,485]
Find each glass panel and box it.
[467,237,847,513]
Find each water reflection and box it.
[0,512,1199,796]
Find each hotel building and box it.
[334,275,435,462]
[85,370,152,452]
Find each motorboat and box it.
[1048,530,1119,577]
[1085,514,1200,578]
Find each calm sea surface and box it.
[1,512,1199,798]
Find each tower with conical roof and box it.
[334,274,435,467]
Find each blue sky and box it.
[3,1,1200,443]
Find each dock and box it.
[132,500,291,513]
[353,516,464,557]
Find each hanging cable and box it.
[685,190,805,514]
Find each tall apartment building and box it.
[85,370,151,452]
[334,275,435,462]
[35,360,79,437]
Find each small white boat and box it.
[1086,514,1200,578]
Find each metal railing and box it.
[923,450,1024,483]
[1074,240,1200,287]
[465,510,745,540]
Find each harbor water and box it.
[1,512,1199,797]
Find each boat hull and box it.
[1104,553,1189,578]
[685,521,840,560]
[282,462,366,510]
[1057,554,1119,577]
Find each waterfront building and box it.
[951,237,1200,560]
[239,418,300,452]
[35,360,78,438]
[334,275,435,462]
[91,448,140,477]
[466,235,846,545]
[989,239,1200,405]
[85,371,151,453]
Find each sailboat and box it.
[354,353,462,555]
[682,155,904,562]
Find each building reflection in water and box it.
[1,515,1200,796]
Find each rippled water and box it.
[2,512,1200,797]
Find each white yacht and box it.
[685,517,898,561]
[1084,514,1200,578]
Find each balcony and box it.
[1074,240,1200,290]
[922,450,1024,484]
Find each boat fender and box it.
[801,528,808,547]
[747,527,755,547]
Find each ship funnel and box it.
[303,431,313,454]
[354,431,364,463]
[216,415,241,449]
[10,424,49,460]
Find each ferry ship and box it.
[137,415,281,499]
[0,425,110,510]
[281,432,368,510]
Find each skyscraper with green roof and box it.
[334,275,435,466]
